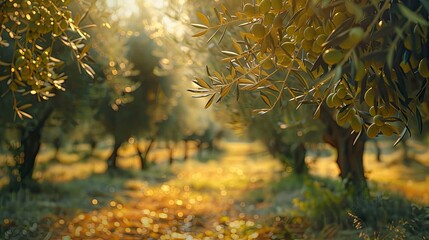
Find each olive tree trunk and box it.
[183,139,190,161]
[167,141,175,165]
[9,107,53,191]
[291,142,307,174]
[107,135,125,170]
[136,138,155,170]
[268,134,307,174]
[320,106,368,196]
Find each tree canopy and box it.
[0,0,98,118]
[192,0,429,142]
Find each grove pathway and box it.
[48,141,297,239]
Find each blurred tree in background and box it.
[1,0,228,190]
[0,0,132,191]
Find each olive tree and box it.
[191,0,429,194]
[0,0,131,190]
[0,0,96,115]
[227,92,324,174]
[129,0,224,163]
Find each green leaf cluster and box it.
[191,0,429,139]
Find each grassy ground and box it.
[0,140,428,239]
[310,138,429,204]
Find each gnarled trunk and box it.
[137,138,155,170]
[167,141,174,165]
[320,106,368,196]
[53,137,61,161]
[183,140,189,161]
[374,139,382,162]
[401,138,410,165]
[291,143,307,174]
[9,107,53,191]
[107,135,124,170]
[268,134,307,174]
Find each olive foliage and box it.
[191,0,429,142]
[0,0,97,118]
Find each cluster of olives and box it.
[241,0,300,69]
[400,55,429,79]
[324,84,399,137]
[242,1,368,73]
[1,0,79,97]
[2,0,72,40]
[213,0,429,137]
[401,21,429,77]
[325,83,360,131]
[12,48,59,94]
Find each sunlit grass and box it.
[1,141,290,239]
[309,139,429,204]
[1,140,428,239]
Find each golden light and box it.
[109,0,187,39]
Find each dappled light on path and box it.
[48,142,291,239]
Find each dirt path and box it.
[3,140,428,239]
[46,142,293,239]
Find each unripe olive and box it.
[315,34,327,46]
[303,27,316,41]
[281,42,295,54]
[400,61,411,73]
[336,110,349,126]
[259,0,272,14]
[332,94,342,107]
[251,23,266,39]
[243,3,256,17]
[373,115,384,126]
[350,114,362,132]
[322,48,343,65]
[264,13,275,26]
[326,93,335,108]
[380,124,396,136]
[418,58,429,78]
[286,25,296,35]
[403,35,412,50]
[301,39,312,51]
[332,12,347,27]
[272,0,283,11]
[337,88,347,99]
[366,123,380,138]
[364,87,375,106]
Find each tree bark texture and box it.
[291,143,308,174]
[107,136,124,170]
[9,107,53,191]
[320,106,368,195]
[137,138,154,170]
[183,140,189,161]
